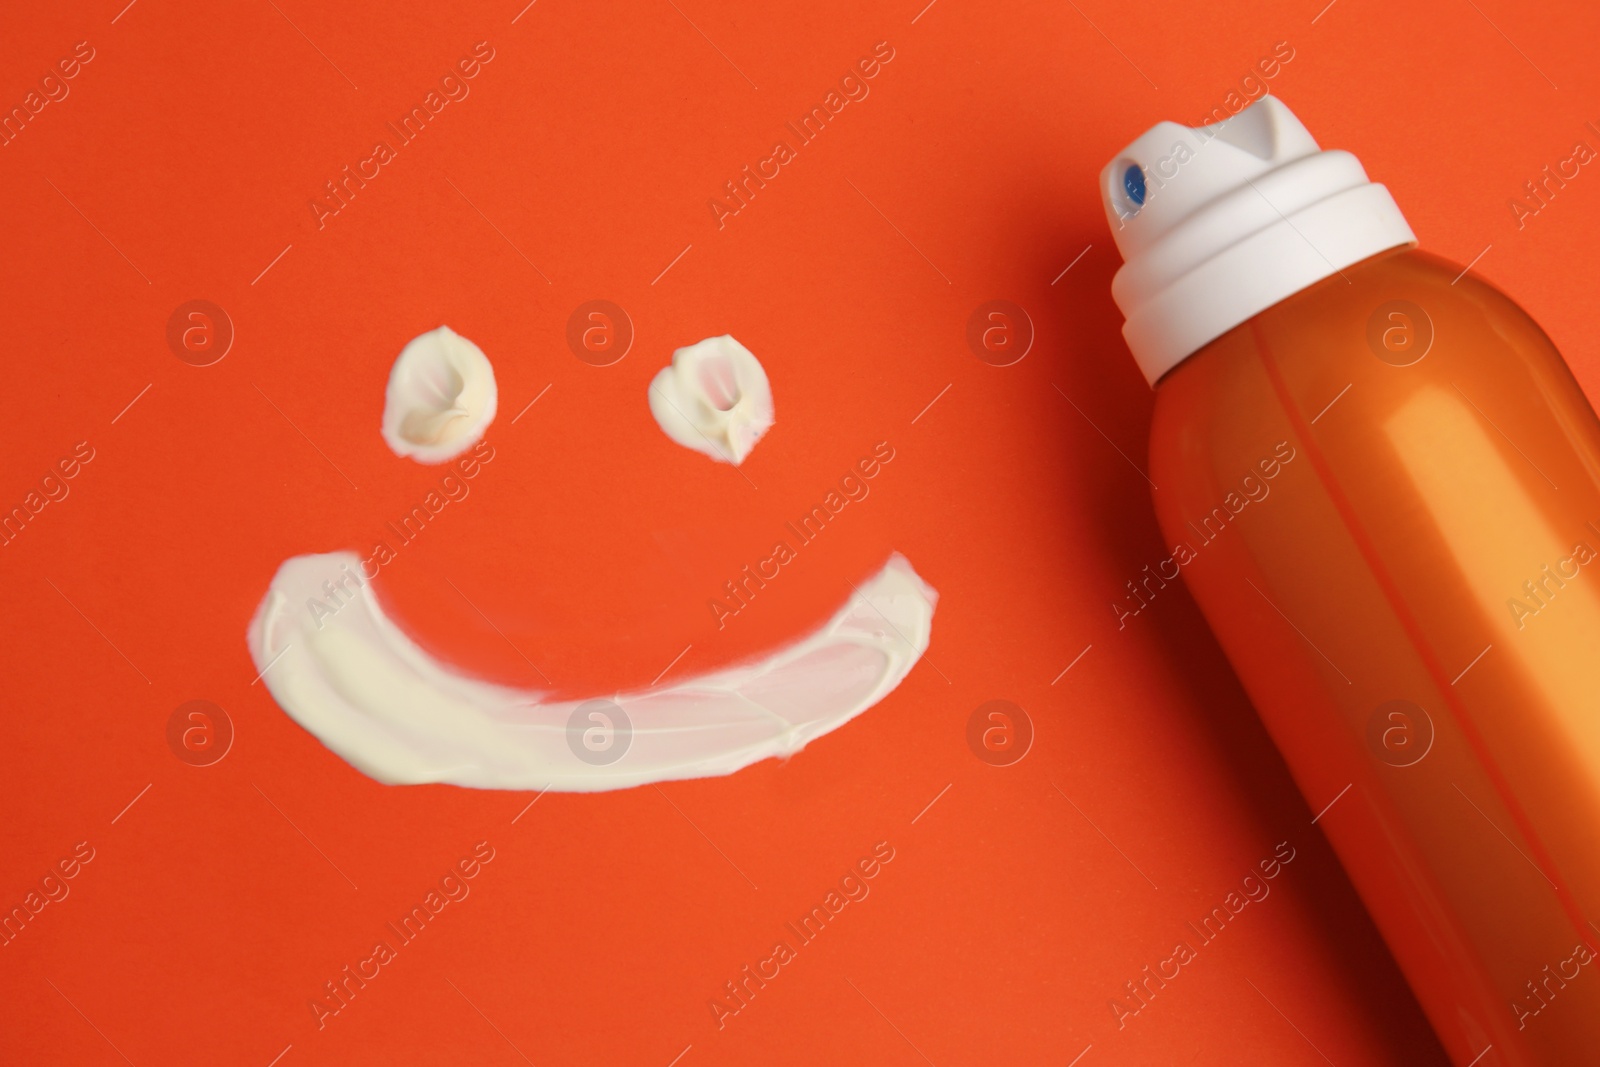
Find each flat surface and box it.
[2,0,1597,1063]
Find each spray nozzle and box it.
[1097,95,1415,386]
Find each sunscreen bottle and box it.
[1101,96,1600,1065]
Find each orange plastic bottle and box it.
[1102,97,1600,1065]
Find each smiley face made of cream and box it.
[246,328,938,792]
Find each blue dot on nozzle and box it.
[1123,164,1146,207]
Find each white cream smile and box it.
[648,335,774,465]
[247,553,936,791]
[381,326,498,463]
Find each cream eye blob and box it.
[648,335,774,465]
[381,326,498,464]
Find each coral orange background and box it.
[3,0,1597,1063]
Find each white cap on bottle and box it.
[1099,95,1415,386]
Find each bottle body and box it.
[1148,246,1600,1065]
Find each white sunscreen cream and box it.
[381,326,498,464]
[648,335,774,465]
[247,553,936,791]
